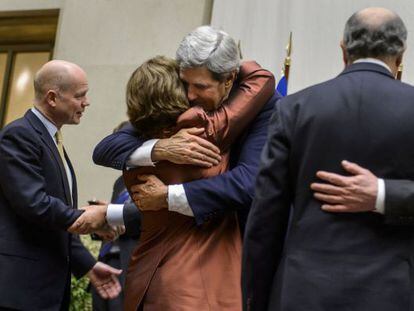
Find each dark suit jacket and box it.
[110,177,141,270]
[93,62,280,230]
[242,62,414,311]
[92,176,140,311]
[0,110,95,310]
[110,176,141,239]
[100,176,141,269]
[384,179,414,222]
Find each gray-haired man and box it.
[93,26,279,233]
[242,7,414,311]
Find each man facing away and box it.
[0,60,121,310]
[242,7,414,311]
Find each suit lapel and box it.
[24,110,73,207]
[64,150,77,209]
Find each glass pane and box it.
[0,53,7,97]
[4,52,50,125]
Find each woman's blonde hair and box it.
[126,56,189,138]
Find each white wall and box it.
[211,1,414,94]
[0,0,61,11]
[0,0,213,205]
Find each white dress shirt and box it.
[106,204,125,226]
[375,179,385,214]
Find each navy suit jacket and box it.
[383,179,414,222]
[0,110,95,310]
[93,92,280,229]
[242,63,414,311]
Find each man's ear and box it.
[225,71,237,88]
[396,52,404,68]
[45,90,58,107]
[340,40,349,67]
[394,53,404,79]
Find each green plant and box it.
[69,235,100,311]
[70,274,92,311]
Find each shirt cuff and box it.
[106,204,125,226]
[374,178,385,214]
[126,139,159,167]
[168,184,194,217]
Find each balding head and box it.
[342,7,407,63]
[34,60,86,103]
[33,60,89,128]
[357,7,397,30]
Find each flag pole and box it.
[283,32,292,82]
[238,40,243,59]
[276,32,292,97]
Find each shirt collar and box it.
[353,58,392,73]
[31,107,58,144]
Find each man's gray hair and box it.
[176,25,240,81]
[343,11,407,60]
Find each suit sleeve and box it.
[0,125,82,229]
[184,93,281,225]
[242,100,292,311]
[384,179,414,225]
[93,123,145,170]
[70,235,96,278]
[123,202,141,237]
[110,176,141,237]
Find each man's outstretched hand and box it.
[87,262,122,299]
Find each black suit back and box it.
[244,63,414,311]
[279,62,414,310]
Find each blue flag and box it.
[276,32,292,97]
[276,75,287,97]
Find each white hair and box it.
[176,25,240,81]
